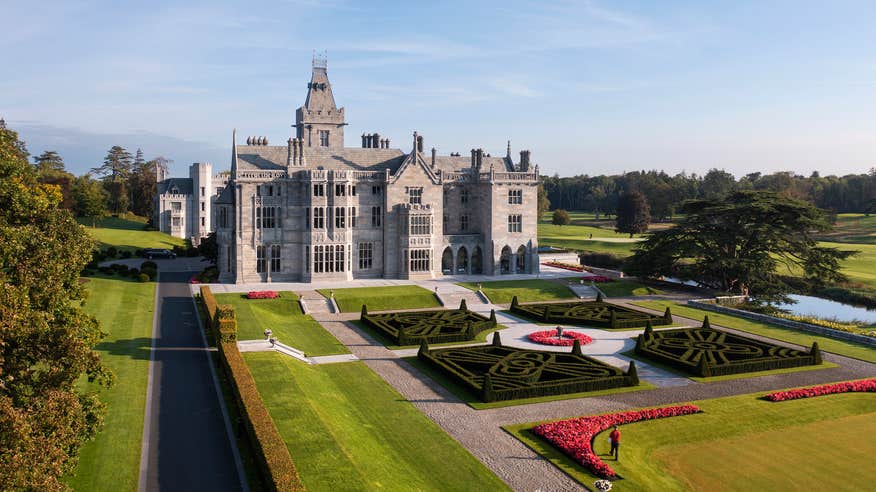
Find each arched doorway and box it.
[441,247,453,274]
[500,246,512,274]
[471,246,483,274]
[516,245,527,273]
[456,246,468,274]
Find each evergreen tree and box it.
[33,150,65,173]
[72,174,109,226]
[92,146,133,215]
[615,190,650,237]
[33,151,75,210]
[551,209,570,226]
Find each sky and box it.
[3,0,876,178]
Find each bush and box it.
[511,300,668,329]
[106,246,119,258]
[216,305,238,343]
[120,250,132,259]
[141,267,157,281]
[141,260,158,271]
[137,273,150,283]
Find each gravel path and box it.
[315,305,876,492]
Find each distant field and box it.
[817,213,876,244]
[77,215,185,252]
[538,211,643,256]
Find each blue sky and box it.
[4,0,876,178]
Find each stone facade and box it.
[215,58,539,284]
[155,162,229,244]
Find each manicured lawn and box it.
[596,280,662,297]
[458,279,576,303]
[405,356,655,409]
[319,285,441,312]
[508,390,876,491]
[817,213,876,244]
[65,276,156,491]
[78,215,185,252]
[214,291,348,356]
[633,300,876,364]
[243,353,509,491]
[826,241,876,291]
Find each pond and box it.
[773,294,876,324]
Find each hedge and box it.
[418,338,636,402]
[634,320,819,377]
[199,287,305,491]
[510,297,670,329]
[360,305,497,345]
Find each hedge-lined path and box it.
[314,309,876,492]
[140,271,245,491]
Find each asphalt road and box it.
[139,270,243,491]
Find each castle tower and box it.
[295,51,345,148]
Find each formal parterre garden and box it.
[360,303,497,345]
[510,297,672,329]
[418,334,638,402]
[634,319,822,377]
[508,380,876,491]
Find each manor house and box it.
[214,56,540,283]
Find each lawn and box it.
[243,353,509,491]
[65,276,156,491]
[633,300,876,364]
[318,285,441,312]
[826,241,876,291]
[508,390,876,491]
[458,279,576,303]
[78,215,185,252]
[213,291,348,356]
[816,213,876,244]
[596,280,662,297]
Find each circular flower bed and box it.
[528,329,593,346]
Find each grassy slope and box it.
[319,285,441,312]
[458,279,576,303]
[66,276,155,491]
[243,353,509,491]
[817,213,876,244]
[509,391,876,491]
[634,300,876,364]
[78,216,185,252]
[214,291,348,356]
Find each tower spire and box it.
[506,140,511,158]
[231,128,238,178]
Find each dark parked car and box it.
[142,248,177,260]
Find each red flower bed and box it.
[528,329,593,346]
[586,275,613,283]
[543,261,585,272]
[247,290,279,299]
[765,379,876,402]
[533,404,702,479]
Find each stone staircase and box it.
[298,290,335,315]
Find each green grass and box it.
[65,276,156,491]
[77,215,185,252]
[349,319,504,350]
[243,353,509,491]
[213,291,348,356]
[826,241,876,291]
[405,356,655,409]
[817,213,876,244]
[596,280,662,297]
[319,285,441,312]
[506,390,876,491]
[458,279,576,303]
[633,300,876,364]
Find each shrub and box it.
[419,344,633,402]
[141,260,158,271]
[106,246,118,258]
[534,405,703,478]
[216,305,238,343]
[141,267,158,281]
[635,324,818,377]
[361,308,494,345]
[137,273,150,283]
[120,250,133,259]
[511,300,668,329]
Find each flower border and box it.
[765,379,876,402]
[528,329,593,346]
[533,405,702,479]
[247,290,280,299]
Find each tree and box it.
[537,183,551,218]
[625,190,855,302]
[551,209,570,226]
[198,232,218,264]
[0,124,110,488]
[92,146,133,215]
[72,174,109,226]
[33,150,65,173]
[33,151,76,210]
[129,157,159,218]
[615,190,650,237]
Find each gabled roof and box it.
[157,177,193,195]
[214,183,234,204]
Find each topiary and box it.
[418,338,430,357]
[137,273,150,283]
[702,315,711,330]
[482,373,496,402]
[596,292,604,303]
[811,342,822,365]
[489,309,497,325]
[698,355,712,377]
[511,296,519,309]
[663,306,673,323]
[360,304,368,319]
[459,299,467,311]
[492,331,502,347]
[610,309,617,328]
[627,360,639,385]
[572,339,583,356]
[644,320,653,338]
[635,333,644,352]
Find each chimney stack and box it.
[471,149,477,167]
[519,150,531,171]
[385,138,390,148]
[476,148,484,169]
[287,138,294,167]
[361,134,367,148]
[373,133,380,149]
[431,147,437,167]
[417,135,424,153]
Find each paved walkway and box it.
[140,271,244,491]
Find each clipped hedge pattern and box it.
[361,307,496,345]
[635,323,819,377]
[419,340,636,402]
[510,298,671,329]
[200,287,305,491]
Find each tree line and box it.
[30,145,170,226]
[541,168,876,220]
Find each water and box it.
[661,276,700,287]
[773,294,876,324]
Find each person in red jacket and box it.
[609,425,621,460]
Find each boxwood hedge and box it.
[360,303,497,345]
[510,297,671,329]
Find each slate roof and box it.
[157,177,193,195]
